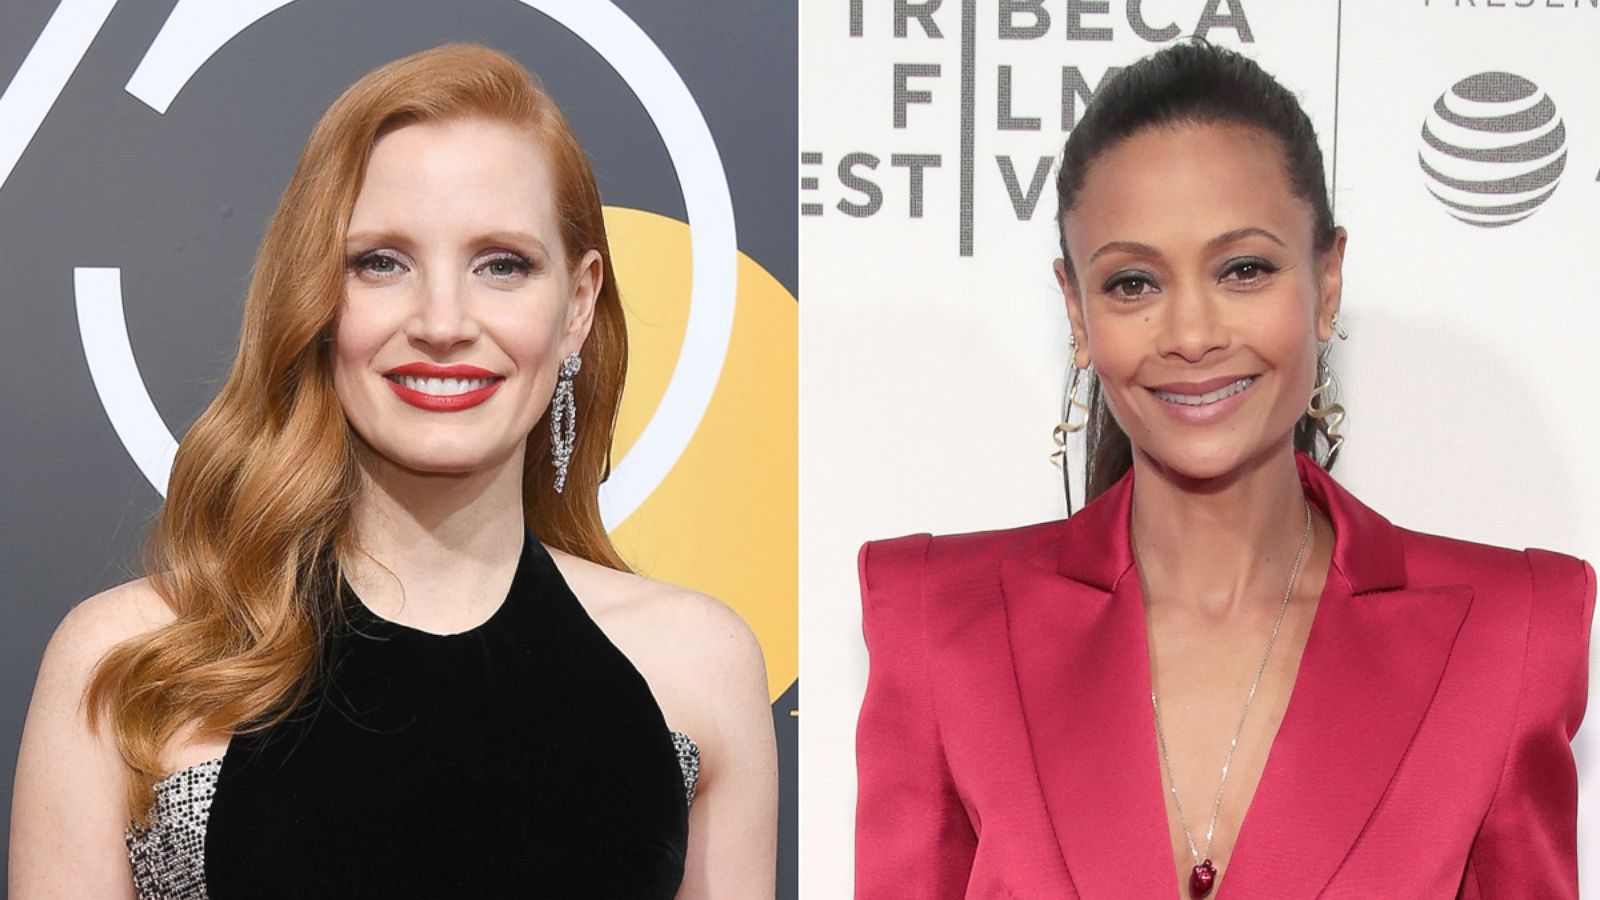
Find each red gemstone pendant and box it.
[1189,859,1217,898]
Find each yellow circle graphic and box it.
[603,206,797,702]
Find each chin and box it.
[398,457,493,477]
[1137,438,1265,487]
[376,454,489,479]
[358,435,525,480]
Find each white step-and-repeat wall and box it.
[801,1,1599,895]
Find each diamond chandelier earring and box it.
[550,352,582,493]
[1052,334,1091,512]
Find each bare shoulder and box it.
[10,579,175,896]
[547,549,764,677]
[40,578,174,686]
[20,577,176,770]
[546,549,768,745]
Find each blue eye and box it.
[349,250,407,277]
[477,253,535,279]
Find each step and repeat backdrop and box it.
[0,0,796,892]
[801,0,1599,895]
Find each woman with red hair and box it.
[12,44,776,898]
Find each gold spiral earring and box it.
[1053,335,1091,514]
[1307,311,1349,460]
[1052,336,1090,465]
[1307,361,1345,460]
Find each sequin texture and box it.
[125,758,221,900]
[675,729,702,808]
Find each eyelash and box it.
[349,250,406,277]
[1223,257,1278,284]
[476,252,536,278]
[1099,257,1280,301]
[345,250,538,279]
[1101,271,1156,301]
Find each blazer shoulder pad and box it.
[858,533,933,602]
[925,518,1069,569]
[1397,527,1530,590]
[859,520,1069,613]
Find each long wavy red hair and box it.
[87,44,630,822]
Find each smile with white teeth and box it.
[388,375,499,396]
[1153,376,1255,406]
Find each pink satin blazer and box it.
[856,454,1594,899]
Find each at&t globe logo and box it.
[1418,72,1567,228]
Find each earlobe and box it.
[1317,308,1342,344]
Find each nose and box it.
[1157,282,1229,364]
[406,271,480,351]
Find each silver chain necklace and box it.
[1148,501,1313,899]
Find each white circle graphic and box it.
[76,0,736,530]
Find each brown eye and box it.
[1104,274,1155,301]
[1222,257,1278,284]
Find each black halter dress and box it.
[125,533,696,898]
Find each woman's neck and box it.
[1129,447,1316,618]
[341,446,528,625]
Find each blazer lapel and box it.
[1222,460,1474,898]
[1002,473,1178,897]
[1001,455,1473,899]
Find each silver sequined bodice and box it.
[125,731,700,900]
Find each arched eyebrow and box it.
[1087,240,1160,264]
[1207,226,1286,251]
[1087,226,1286,265]
[344,229,549,255]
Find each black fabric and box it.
[203,534,688,897]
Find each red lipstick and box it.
[383,362,504,412]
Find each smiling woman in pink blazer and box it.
[855,42,1593,900]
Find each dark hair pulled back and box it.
[1055,40,1342,506]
